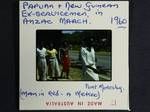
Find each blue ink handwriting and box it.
[48,90,60,97]
[23,18,53,24]
[20,89,44,100]
[75,90,100,100]
[21,10,87,17]
[65,2,82,11]
[83,2,119,11]
[85,83,124,93]
[111,16,127,28]
[21,1,120,25]
[23,2,54,9]
[20,83,124,101]
[98,84,124,93]
[59,18,88,25]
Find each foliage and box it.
[62,30,111,52]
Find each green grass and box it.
[69,67,111,81]
[69,67,82,80]
[37,65,111,81]
[95,51,111,56]
[70,50,111,56]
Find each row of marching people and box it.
[36,41,70,81]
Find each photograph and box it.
[36,30,112,81]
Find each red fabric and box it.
[62,55,70,72]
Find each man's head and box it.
[39,41,45,49]
[86,38,95,48]
[49,43,54,49]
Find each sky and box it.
[61,30,83,34]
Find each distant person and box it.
[36,42,47,81]
[69,44,72,50]
[79,41,86,77]
[47,43,60,81]
[60,41,70,79]
[80,38,99,81]
[79,41,86,61]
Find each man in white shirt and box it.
[80,38,99,81]
[36,43,47,81]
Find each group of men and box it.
[36,42,70,81]
[36,38,99,81]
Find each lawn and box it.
[36,49,111,81]
[69,67,111,81]
[70,50,111,56]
